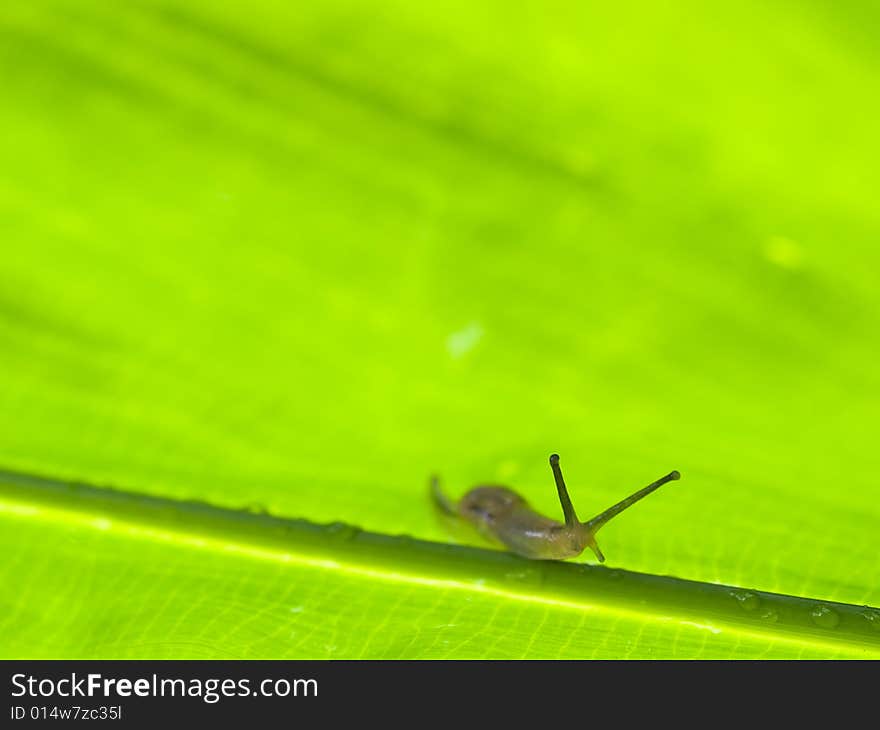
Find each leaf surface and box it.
[1,0,879,658]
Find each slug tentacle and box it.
[584,470,681,535]
[549,453,579,526]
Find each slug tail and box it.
[430,475,458,516]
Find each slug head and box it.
[550,454,680,563]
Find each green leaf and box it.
[2,471,878,658]
[2,0,880,658]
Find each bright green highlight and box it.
[6,508,848,659]
[1,0,879,657]
[1,473,877,658]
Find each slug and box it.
[432,453,680,562]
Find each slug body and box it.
[432,454,680,562]
[456,486,591,560]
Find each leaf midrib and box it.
[2,467,879,657]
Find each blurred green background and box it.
[1,0,879,658]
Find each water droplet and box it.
[811,605,840,629]
[242,502,269,515]
[446,322,484,359]
[606,570,625,581]
[859,608,880,631]
[503,567,543,587]
[729,590,761,611]
[325,522,358,540]
[759,609,779,623]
